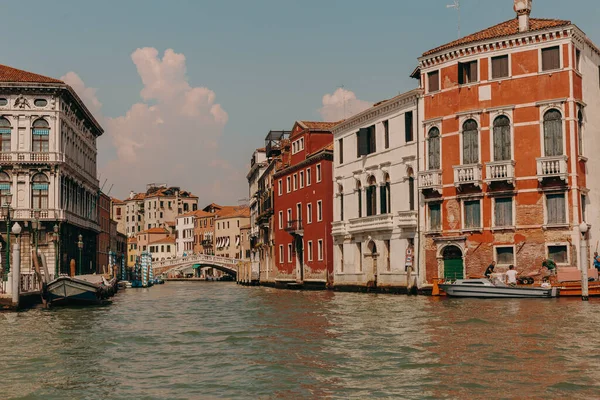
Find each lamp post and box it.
[53,224,59,277]
[77,234,83,276]
[32,209,41,258]
[579,222,589,301]
[2,193,13,280]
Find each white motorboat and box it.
[439,278,559,298]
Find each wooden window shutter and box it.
[339,138,344,164]
[428,71,439,92]
[495,197,512,227]
[357,128,368,157]
[493,116,511,161]
[492,55,509,79]
[462,120,479,164]
[547,194,565,224]
[469,61,478,83]
[458,63,465,85]
[380,185,387,214]
[428,128,440,170]
[543,110,563,156]
[542,46,560,71]
[369,125,376,154]
[405,111,414,143]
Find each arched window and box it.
[356,180,362,218]
[407,168,415,211]
[0,172,11,206]
[338,184,344,221]
[380,173,391,214]
[31,173,49,209]
[578,108,584,156]
[0,117,11,153]
[368,240,377,256]
[428,127,440,170]
[366,176,377,217]
[32,119,50,153]
[493,116,511,161]
[462,119,479,164]
[543,109,563,157]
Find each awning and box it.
[32,183,48,190]
[192,264,202,269]
[0,183,10,190]
[32,129,49,136]
[0,129,11,134]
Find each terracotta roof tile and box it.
[141,227,170,234]
[111,197,124,204]
[423,18,571,56]
[0,64,64,84]
[299,121,342,131]
[128,237,137,243]
[148,236,176,245]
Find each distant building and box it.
[111,197,126,235]
[136,227,170,254]
[127,237,138,267]
[193,210,215,255]
[240,224,251,260]
[214,207,250,259]
[148,235,176,262]
[175,212,195,257]
[97,191,111,273]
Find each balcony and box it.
[536,155,568,182]
[13,208,64,220]
[453,164,483,189]
[348,214,394,234]
[0,152,65,164]
[397,211,417,228]
[331,221,347,237]
[485,160,515,185]
[418,170,442,194]
[201,239,213,246]
[285,220,303,236]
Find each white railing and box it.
[485,160,515,184]
[348,214,394,234]
[13,209,64,220]
[0,152,65,163]
[397,211,417,227]
[453,164,483,187]
[418,170,443,192]
[331,221,347,236]
[153,253,242,270]
[536,155,568,182]
[21,272,55,293]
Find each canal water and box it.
[2,282,600,399]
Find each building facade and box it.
[175,212,195,256]
[193,210,215,255]
[247,148,268,280]
[97,191,111,273]
[214,207,250,259]
[142,184,198,231]
[332,90,420,290]
[111,197,126,235]
[148,236,176,262]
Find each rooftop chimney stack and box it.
[514,0,532,32]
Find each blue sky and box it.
[2,0,598,203]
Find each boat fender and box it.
[541,282,551,288]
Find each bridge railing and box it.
[153,254,242,269]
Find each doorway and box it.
[295,237,304,281]
[443,245,464,280]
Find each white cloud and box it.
[319,88,371,121]
[61,71,103,121]
[64,48,233,204]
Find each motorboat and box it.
[439,278,559,298]
[46,274,117,306]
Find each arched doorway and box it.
[443,245,464,280]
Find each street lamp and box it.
[579,222,589,301]
[2,193,13,280]
[77,234,83,276]
[53,224,60,277]
[32,209,41,258]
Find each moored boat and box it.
[440,279,559,298]
[46,274,116,306]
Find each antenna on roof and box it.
[447,0,461,39]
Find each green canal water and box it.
[2,282,600,399]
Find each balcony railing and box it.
[485,160,515,185]
[331,221,347,237]
[201,240,213,246]
[536,155,568,182]
[285,219,303,236]
[453,164,483,188]
[348,214,394,234]
[0,152,65,164]
[418,170,443,193]
[397,211,417,227]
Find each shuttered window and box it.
[494,197,513,227]
[578,109,584,156]
[405,111,414,143]
[462,119,479,164]
[491,55,509,79]
[429,203,441,231]
[383,120,389,149]
[458,61,478,84]
[548,245,568,264]
[338,138,344,164]
[428,70,440,92]
[357,187,362,218]
[428,127,441,170]
[464,200,481,229]
[496,247,514,265]
[380,185,387,214]
[543,109,563,157]
[366,185,377,216]
[493,116,511,161]
[542,46,560,71]
[547,193,566,225]
[408,178,415,211]
[356,125,376,157]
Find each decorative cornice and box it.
[273,151,332,179]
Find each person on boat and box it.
[484,261,496,278]
[505,265,518,287]
[593,252,600,273]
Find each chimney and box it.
[514,0,532,32]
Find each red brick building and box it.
[273,121,337,287]
[417,2,599,283]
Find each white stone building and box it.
[247,148,267,280]
[331,89,421,290]
[148,236,176,262]
[175,212,195,257]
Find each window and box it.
[543,109,563,156]
[356,243,362,272]
[318,239,323,261]
[428,203,441,231]
[278,179,282,196]
[34,99,47,107]
[575,49,581,72]
[286,176,291,193]
[296,203,301,223]
[338,244,344,272]
[338,138,344,164]
[405,111,414,143]
[0,117,11,152]
[581,194,587,222]
[32,119,49,152]
[547,193,566,225]
[493,116,511,161]
[287,209,292,225]
[385,240,391,271]
[380,174,390,215]
[293,174,297,190]
[496,247,515,265]
[383,120,389,149]
[308,241,313,261]
[408,169,415,211]
[542,46,560,71]
[306,168,311,186]
[428,127,441,170]
[287,244,292,262]
[491,55,509,79]
[356,181,362,218]
[299,171,304,188]
[316,164,322,182]
[578,108,584,156]
[462,119,479,164]
[307,203,312,224]
[366,176,377,217]
[464,200,481,229]
[548,245,568,264]
[357,125,376,156]
[31,173,49,209]
[494,197,513,227]
[458,60,478,84]
[0,172,10,206]
[317,201,322,222]
[428,70,440,92]
[338,185,344,221]
[279,245,284,263]
[0,98,7,106]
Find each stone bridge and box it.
[153,254,242,277]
